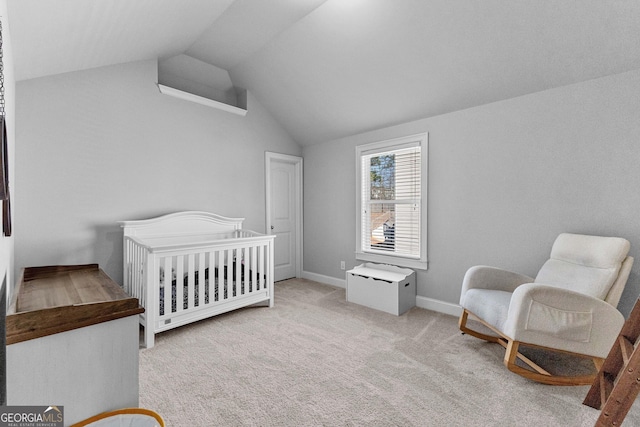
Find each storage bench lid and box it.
[347,263,414,282]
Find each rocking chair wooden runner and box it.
[459,233,634,386]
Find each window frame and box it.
[355,133,428,270]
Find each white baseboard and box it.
[416,295,462,317]
[300,271,461,317]
[301,270,346,288]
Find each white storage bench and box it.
[346,263,416,315]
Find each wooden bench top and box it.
[7,264,144,345]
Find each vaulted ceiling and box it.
[7,0,640,145]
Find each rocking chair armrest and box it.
[460,265,534,305]
[504,283,625,356]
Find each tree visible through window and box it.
[369,154,396,250]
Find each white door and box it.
[266,153,302,282]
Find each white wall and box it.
[15,59,301,284]
[303,68,640,317]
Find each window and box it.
[356,133,428,269]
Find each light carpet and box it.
[139,278,640,426]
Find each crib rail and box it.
[155,243,269,317]
[122,231,274,347]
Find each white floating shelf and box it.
[157,84,247,116]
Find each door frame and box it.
[265,152,303,279]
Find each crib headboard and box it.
[120,211,244,238]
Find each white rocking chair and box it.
[459,233,633,385]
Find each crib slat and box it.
[243,247,250,293]
[251,245,258,291]
[126,240,134,296]
[187,253,195,310]
[198,252,205,307]
[219,250,226,301]
[237,248,244,296]
[135,241,145,305]
[175,255,184,313]
[130,241,137,299]
[141,244,147,302]
[209,251,218,304]
[160,257,172,319]
[259,244,265,292]
[245,245,251,293]
[144,252,155,347]
[124,239,131,294]
[233,248,238,298]
[127,241,136,300]
[130,240,137,299]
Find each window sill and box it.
[355,251,428,271]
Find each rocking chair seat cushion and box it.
[463,289,512,333]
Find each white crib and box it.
[120,211,275,348]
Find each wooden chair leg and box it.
[503,339,520,369]
[458,309,501,344]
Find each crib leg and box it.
[144,325,155,349]
[250,300,271,308]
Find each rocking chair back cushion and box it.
[534,233,630,301]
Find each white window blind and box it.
[358,137,424,262]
